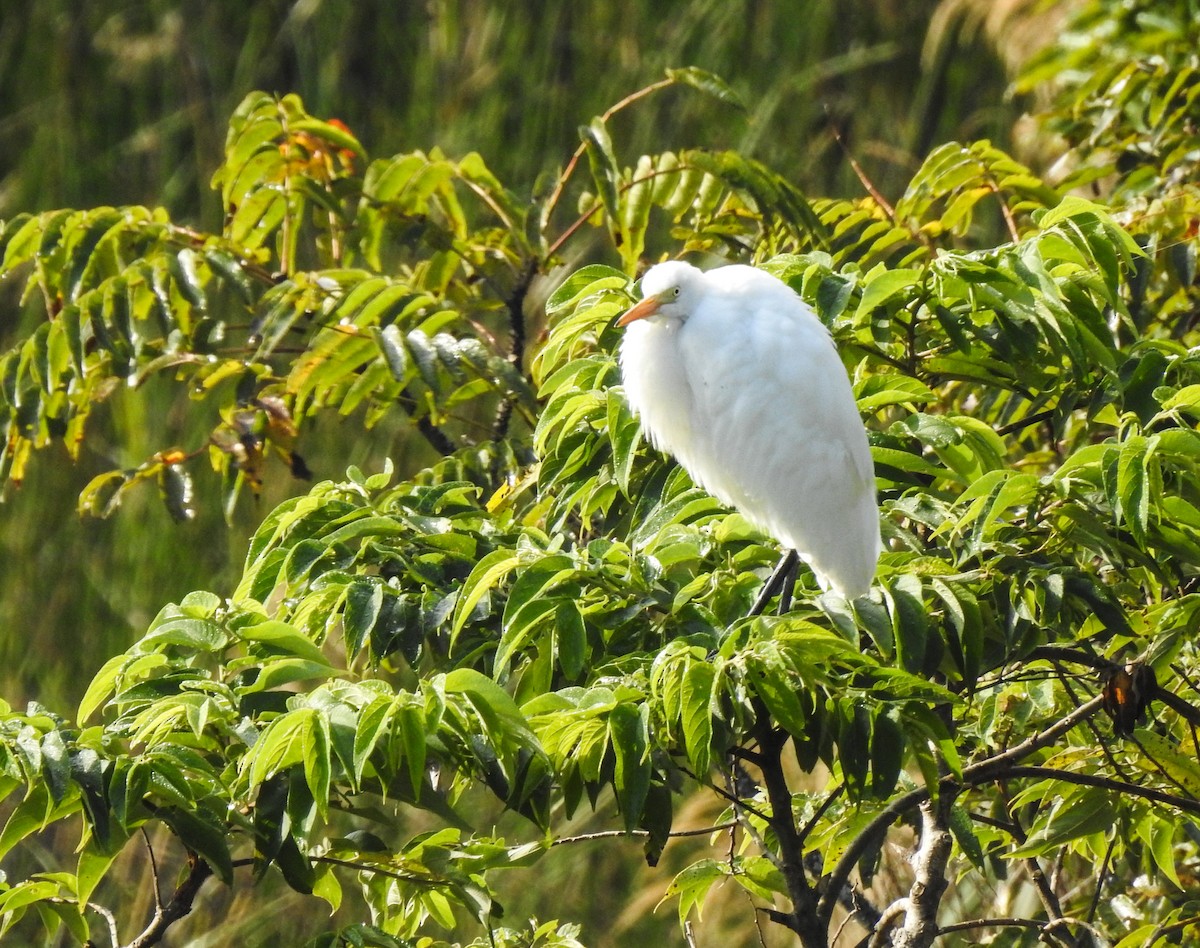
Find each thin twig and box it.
[1048,655,1131,782]
[831,908,859,948]
[986,179,1021,242]
[1003,765,1200,817]
[825,108,896,222]
[541,77,676,228]
[798,784,844,848]
[678,764,773,823]
[543,162,713,260]
[935,916,1063,937]
[998,780,1066,924]
[996,408,1055,437]
[1086,832,1118,925]
[126,855,213,948]
[818,695,1106,929]
[47,896,120,947]
[313,854,449,886]
[1145,912,1200,944]
[1130,730,1200,800]
[140,827,165,913]
[550,821,738,847]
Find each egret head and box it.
[617,261,703,326]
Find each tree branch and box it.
[540,77,675,230]
[492,257,537,440]
[750,702,827,948]
[549,821,738,847]
[867,899,909,948]
[935,916,1069,941]
[1002,765,1200,817]
[890,791,958,948]
[817,786,927,929]
[818,695,1106,932]
[961,694,1106,784]
[48,896,119,947]
[1086,831,1118,924]
[997,781,1066,926]
[126,854,213,948]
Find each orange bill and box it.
[616,295,662,327]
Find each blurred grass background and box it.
[0,1,1050,943]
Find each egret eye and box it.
[672,286,681,298]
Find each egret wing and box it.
[676,273,879,596]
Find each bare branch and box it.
[1087,832,1118,924]
[819,695,1106,931]
[889,792,957,948]
[825,109,896,222]
[868,900,909,947]
[936,916,1069,942]
[492,257,537,440]
[550,821,738,847]
[962,694,1106,784]
[997,781,1066,925]
[541,77,676,229]
[47,896,120,948]
[1002,765,1200,817]
[126,855,213,948]
[986,179,1021,242]
[140,828,164,913]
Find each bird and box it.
[617,260,880,600]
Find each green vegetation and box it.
[1,1,1200,946]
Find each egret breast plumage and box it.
[617,261,880,599]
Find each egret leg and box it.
[749,549,799,617]
[776,557,799,615]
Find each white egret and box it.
[617,261,880,601]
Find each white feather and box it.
[619,261,880,597]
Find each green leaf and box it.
[666,67,746,110]
[665,858,727,924]
[881,574,928,674]
[78,653,132,724]
[243,707,321,793]
[949,804,985,870]
[376,324,409,382]
[869,711,904,798]
[76,840,121,907]
[554,600,587,681]
[580,118,621,233]
[1132,729,1200,797]
[451,549,520,641]
[443,668,538,750]
[855,375,936,412]
[681,661,715,775]
[139,616,228,652]
[1116,434,1157,546]
[1138,811,1181,889]
[546,265,629,317]
[239,619,331,666]
[732,854,788,901]
[855,267,922,318]
[343,578,384,658]
[1010,787,1113,858]
[609,703,651,832]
